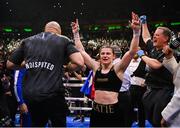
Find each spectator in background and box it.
[129,54,147,127]
[0,44,18,127]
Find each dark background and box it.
[0,0,180,38]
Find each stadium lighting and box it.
[3,28,13,32]
[170,22,180,26]
[24,28,32,32]
[108,25,121,30]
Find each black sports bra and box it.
[94,66,122,92]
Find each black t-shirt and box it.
[9,32,79,101]
[145,39,174,89]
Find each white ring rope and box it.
[65,97,92,101]
[64,83,84,87]
[69,107,92,111]
[63,77,87,81]
[63,77,92,111]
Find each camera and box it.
[169,32,180,49]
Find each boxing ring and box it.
[63,77,92,110]
[63,77,92,127]
[14,77,152,127]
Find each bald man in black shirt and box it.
[7,21,84,127]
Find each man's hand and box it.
[64,71,70,80]
[161,118,168,127]
[19,103,28,114]
[162,45,174,59]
